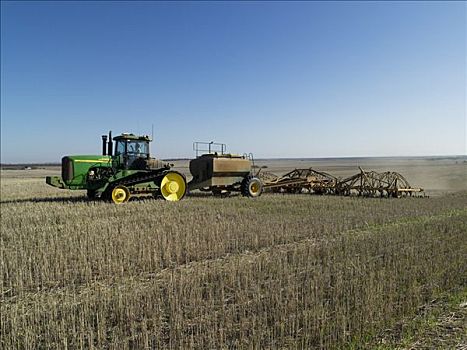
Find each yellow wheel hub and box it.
[168,181,179,193]
[251,182,260,193]
[161,172,186,201]
[111,186,130,204]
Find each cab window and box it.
[115,141,126,156]
[127,141,149,156]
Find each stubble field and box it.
[1,157,466,349]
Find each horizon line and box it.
[1,154,466,167]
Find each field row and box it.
[2,209,466,348]
[2,193,466,296]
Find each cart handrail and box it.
[193,142,226,158]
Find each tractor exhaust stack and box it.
[101,135,108,156]
[107,131,113,156]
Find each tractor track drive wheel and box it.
[160,171,187,201]
[241,176,263,197]
[111,185,131,204]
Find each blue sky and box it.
[1,1,465,163]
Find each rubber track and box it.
[105,170,168,196]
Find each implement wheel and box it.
[241,176,263,198]
[160,172,186,201]
[111,185,131,204]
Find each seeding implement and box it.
[258,167,424,198]
[335,167,424,197]
[260,168,337,194]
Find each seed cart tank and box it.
[187,142,262,197]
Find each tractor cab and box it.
[112,133,151,169]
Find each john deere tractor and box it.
[46,132,186,204]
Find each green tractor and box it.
[46,132,187,204]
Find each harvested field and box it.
[1,158,466,348]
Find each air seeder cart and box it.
[187,142,263,197]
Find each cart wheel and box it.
[241,176,263,197]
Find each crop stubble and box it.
[1,173,466,349]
